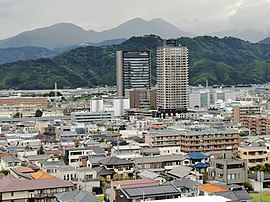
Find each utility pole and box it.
[257,171,264,202]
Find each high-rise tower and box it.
[116,51,151,97]
[157,40,189,110]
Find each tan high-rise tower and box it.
[157,40,189,110]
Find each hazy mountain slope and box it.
[0,46,57,64]
[0,19,192,49]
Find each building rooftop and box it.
[30,171,56,179]
[134,154,187,164]
[55,190,99,202]
[122,185,181,199]
[0,177,73,192]
[199,183,228,193]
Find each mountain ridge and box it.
[0,35,270,89]
[0,18,192,49]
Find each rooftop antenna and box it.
[54,82,57,108]
[206,79,209,89]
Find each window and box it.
[216,163,224,169]
[11,192,14,196]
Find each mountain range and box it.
[0,35,270,90]
[0,18,192,50]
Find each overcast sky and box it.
[0,0,270,39]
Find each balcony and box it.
[80,178,99,183]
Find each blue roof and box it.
[187,152,209,160]
[195,162,210,168]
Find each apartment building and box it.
[233,104,260,123]
[144,129,181,148]
[241,114,270,135]
[157,39,189,110]
[179,129,240,153]
[238,146,270,167]
[145,129,239,153]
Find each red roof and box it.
[0,177,74,192]
[15,166,34,173]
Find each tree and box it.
[35,109,43,117]
[37,145,45,155]
[243,181,253,192]
[13,112,22,118]
[149,104,156,110]
[0,170,9,175]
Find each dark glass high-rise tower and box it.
[116,51,151,97]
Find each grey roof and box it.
[168,165,193,178]
[141,148,160,155]
[215,190,252,202]
[122,185,181,199]
[166,178,199,189]
[10,168,33,180]
[55,190,99,202]
[134,154,187,164]
[41,160,66,167]
[98,156,133,166]
[26,154,51,161]
[138,170,159,179]
[93,166,115,176]
[1,156,21,163]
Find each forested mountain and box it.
[0,35,270,90]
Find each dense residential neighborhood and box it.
[0,42,269,202]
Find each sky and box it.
[0,0,270,40]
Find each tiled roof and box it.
[168,165,192,178]
[199,183,228,193]
[15,166,34,173]
[98,156,133,165]
[1,156,21,163]
[31,171,56,179]
[188,152,209,160]
[0,177,73,192]
[55,190,99,202]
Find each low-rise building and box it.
[208,157,248,184]
[0,176,73,202]
[238,146,269,167]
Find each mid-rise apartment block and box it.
[238,146,270,167]
[179,129,239,153]
[157,40,189,110]
[241,114,270,135]
[144,129,239,153]
[233,104,260,123]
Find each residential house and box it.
[0,176,73,201]
[64,146,105,167]
[110,179,159,202]
[55,190,100,202]
[166,178,200,197]
[208,152,248,184]
[115,184,181,202]
[0,156,22,170]
[95,156,134,180]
